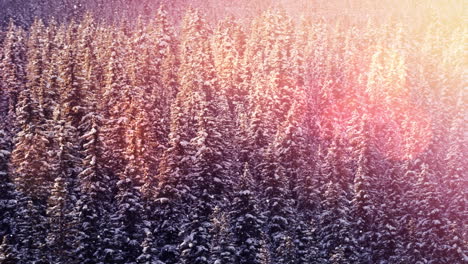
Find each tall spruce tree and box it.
[209,206,236,264]
[0,128,17,242]
[101,31,130,178]
[110,177,145,264]
[0,23,23,239]
[0,21,26,131]
[272,96,310,203]
[230,163,264,264]
[349,113,378,263]
[151,6,179,126]
[14,194,48,264]
[211,17,245,114]
[260,159,297,263]
[72,102,112,264]
[10,19,52,201]
[316,140,355,262]
[46,174,71,263]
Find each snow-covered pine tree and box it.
[52,22,91,195]
[41,23,84,263]
[137,227,163,264]
[125,27,163,187]
[349,113,378,263]
[209,206,236,264]
[249,9,296,129]
[405,164,458,263]
[151,5,179,128]
[275,234,297,264]
[399,159,428,261]
[131,97,161,239]
[179,9,236,263]
[10,77,50,201]
[0,127,17,243]
[153,9,217,264]
[124,105,159,188]
[107,48,149,255]
[25,19,46,116]
[189,79,231,203]
[14,194,47,264]
[315,139,355,262]
[0,235,19,263]
[444,110,466,226]
[270,98,319,263]
[0,24,23,240]
[69,15,96,132]
[180,208,216,264]
[180,92,232,264]
[45,108,80,262]
[40,22,63,122]
[89,25,111,97]
[46,174,71,263]
[72,100,113,264]
[101,30,130,179]
[176,7,214,140]
[211,17,245,114]
[294,16,313,89]
[257,235,272,264]
[109,177,145,264]
[263,40,296,127]
[153,98,192,264]
[293,219,317,264]
[247,102,274,181]
[260,159,297,263]
[0,21,27,132]
[230,163,264,264]
[10,65,50,259]
[236,18,257,115]
[179,201,212,264]
[373,166,407,263]
[242,10,298,171]
[272,96,310,203]
[441,110,467,263]
[36,20,59,120]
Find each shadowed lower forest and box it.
[0,1,466,264]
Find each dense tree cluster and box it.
[0,5,466,264]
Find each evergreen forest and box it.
[0,1,466,263]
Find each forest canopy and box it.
[0,1,466,263]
